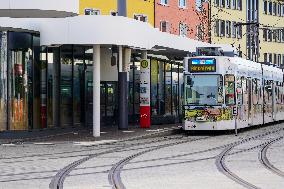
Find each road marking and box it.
[1,143,16,146]
[34,142,55,145]
[73,140,118,146]
[146,129,164,132]
[122,131,135,133]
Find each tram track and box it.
[216,134,284,189]
[49,126,284,189]
[259,136,284,178]
[109,127,284,189]
[49,134,209,189]
[108,137,210,189]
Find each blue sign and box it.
[191,59,215,65]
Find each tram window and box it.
[184,75,222,106]
[236,77,243,105]
[225,75,235,105]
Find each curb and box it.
[0,127,182,146]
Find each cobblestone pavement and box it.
[0,123,284,189]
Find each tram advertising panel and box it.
[188,58,216,73]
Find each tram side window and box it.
[236,77,243,105]
[252,78,260,104]
[225,75,235,105]
[264,80,272,104]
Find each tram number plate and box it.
[232,106,238,116]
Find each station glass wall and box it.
[129,58,183,125]
[0,31,40,131]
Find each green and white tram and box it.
[183,56,284,131]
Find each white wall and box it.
[100,47,118,81]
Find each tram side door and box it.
[247,78,253,125]
[272,81,276,121]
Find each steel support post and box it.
[93,45,101,137]
[118,47,131,130]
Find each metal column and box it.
[118,47,131,130]
[93,45,100,137]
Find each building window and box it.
[268,30,273,41]
[160,21,169,32]
[263,29,268,41]
[232,0,236,9]
[160,0,169,5]
[282,29,284,42]
[273,2,277,15]
[232,21,236,38]
[196,25,204,40]
[263,1,267,14]
[221,0,225,8]
[134,14,148,22]
[278,3,281,16]
[220,20,225,37]
[226,20,231,37]
[214,0,220,7]
[179,23,188,37]
[236,23,242,38]
[179,0,186,8]
[269,53,272,63]
[278,54,281,67]
[274,53,277,65]
[273,30,277,42]
[282,4,284,16]
[264,53,268,63]
[282,55,284,65]
[226,0,231,8]
[85,8,100,15]
[269,1,272,15]
[237,0,242,10]
[215,20,220,37]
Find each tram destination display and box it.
[188,58,216,73]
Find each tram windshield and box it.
[185,75,222,106]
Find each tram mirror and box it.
[187,77,193,87]
[111,56,117,66]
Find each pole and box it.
[118,46,129,130]
[235,114,238,136]
[117,0,127,17]
[93,45,100,137]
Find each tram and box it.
[183,56,284,131]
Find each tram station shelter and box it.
[0,0,234,136]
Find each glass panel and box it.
[106,83,117,117]
[60,45,73,126]
[185,75,221,106]
[32,35,41,129]
[158,61,165,115]
[8,32,33,130]
[73,46,84,126]
[129,62,134,116]
[100,83,106,117]
[179,63,184,117]
[151,59,158,116]
[165,62,172,115]
[85,47,93,126]
[172,62,179,116]
[225,75,235,105]
[134,61,140,115]
[40,46,47,128]
[0,31,7,131]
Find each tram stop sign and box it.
[232,106,238,116]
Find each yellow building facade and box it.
[211,0,284,66]
[259,0,284,66]
[210,1,247,58]
[79,0,154,26]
